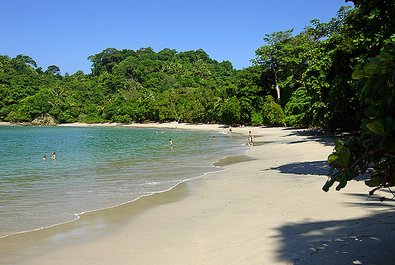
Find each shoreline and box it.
[0,168,250,264]
[0,123,250,263]
[1,120,252,133]
[0,174,201,240]
[0,164,233,241]
[0,123,244,239]
[0,121,246,228]
[2,125,394,264]
[0,180,192,264]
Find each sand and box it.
[1,124,394,265]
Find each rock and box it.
[30,114,57,126]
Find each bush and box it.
[284,87,312,127]
[262,96,285,126]
[5,110,29,122]
[251,112,263,126]
[220,96,241,125]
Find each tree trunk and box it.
[273,70,281,99]
[275,83,281,99]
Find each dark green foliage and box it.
[251,112,264,126]
[284,88,312,127]
[321,0,395,192]
[323,36,395,193]
[261,96,285,126]
[1,47,277,126]
[219,96,241,126]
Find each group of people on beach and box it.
[167,127,253,150]
[229,126,253,146]
[43,151,56,160]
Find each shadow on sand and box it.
[267,160,330,176]
[275,205,395,265]
[269,157,395,264]
[282,128,336,147]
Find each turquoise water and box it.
[0,125,246,238]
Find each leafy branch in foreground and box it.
[323,36,395,198]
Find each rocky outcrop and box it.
[30,114,57,126]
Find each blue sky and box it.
[1,0,350,74]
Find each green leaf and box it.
[328,154,338,163]
[337,148,350,168]
[366,120,386,136]
[351,68,365,80]
[364,62,379,75]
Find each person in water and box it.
[169,138,173,148]
[52,151,56,160]
[248,131,253,146]
[43,155,47,160]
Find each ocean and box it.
[0,125,246,238]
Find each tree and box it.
[88,48,135,75]
[261,95,285,126]
[323,36,395,195]
[294,6,359,131]
[255,30,294,100]
[284,87,312,127]
[345,0,395,59]
[255,29,319,107]
[13,55,37,69]
[220,96,241,125]
[46,65,61,75]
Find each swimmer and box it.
[52,151,56,160]
[248,131,253,146]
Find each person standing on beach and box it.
[248,131,253,146]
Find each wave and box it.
[0,165,226,240]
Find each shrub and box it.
[251,112,263,126]
[262,96,285,126]
[284,87,312,127]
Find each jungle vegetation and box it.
[0,1,390,129]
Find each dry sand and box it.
[1,124,394,265]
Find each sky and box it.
[1,0,351,74]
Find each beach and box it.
[1,124,394,264]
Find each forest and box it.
[0,0,392,131]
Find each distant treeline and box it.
[0,0,393,133]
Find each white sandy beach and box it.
[1,124,394,265]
